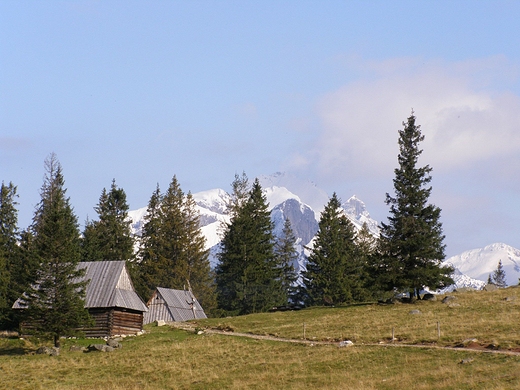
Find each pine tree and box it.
[216,177,284,314]
[0,182,19,323]
[274,218,299,304]
[379,112,452,297]
[137,177,216,311]
[303,193,360,306]
[81,179,134,261]
[491,260,507,288]
[22,154,92,347]
[354,222,378,300]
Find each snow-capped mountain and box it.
[443,243,520,287]
[127,173,379,271]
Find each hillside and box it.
[2,288,520,389]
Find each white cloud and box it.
[292,57,520,182]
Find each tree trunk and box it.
[54,334,60,349]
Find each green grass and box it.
[1,288,520,389]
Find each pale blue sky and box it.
[2,1,520,256]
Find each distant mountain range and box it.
[128,172,520,291]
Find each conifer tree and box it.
[138,177,216,312]
[303,193,360,305]
[81,179,134,261]
[216,177,284,314]
[274,218,299,304]
[491,260,507,288]
[23,154,91,347]
[0,182,19,323]
[354,222,378,300]
[379,113,452,297]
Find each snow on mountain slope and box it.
[258,172,329,215]
[342,195,380,236]
[127,173,380,271]
[444,243,520,287]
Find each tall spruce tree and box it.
[274,218,299,304]
[379,113,452,297]
[137,177,216,312]
[0,182,19,323]
[23,154,91,347]
[216,177,284,314]
[303,193,361,305]
[81,179,134,261]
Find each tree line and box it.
[0,112,455,344]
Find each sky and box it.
[1,1,520,257]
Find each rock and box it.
[87,344,115,352]
[106,339,122,349]
[459,358,474,364]
[69,345,86,352]
[409,309,421,315]
[441,296,457,304]
[422,293,436,301]
[484,284,498,292]
[504,296,515,302]
[156,320,167,327]
[36,346,59,356]
[338,340,354,347]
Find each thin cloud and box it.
[292,56,520,182]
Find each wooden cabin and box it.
[14,261,148,338]
[143,287,207,324]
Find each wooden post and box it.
[303,322,306,340]
[392,327,395,343]
[437,321,441,340]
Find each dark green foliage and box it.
[137,177,216,313]
[303,193,361,306]
[353,222,378,300]
[216,177,284,315]
[490,260,507,288]
[378,113,453,296]
[81,179,134,262]
[0,182,19,324]
[274,218,299,304]
[22,154,92,347]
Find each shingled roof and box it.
[78,261,147,312]
[13,261,147,313]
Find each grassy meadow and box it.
[1,288,520,389]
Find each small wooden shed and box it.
[143,287,207,324]
[79,261,148,337]
[14,260,148,338]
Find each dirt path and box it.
[169,322,520,357]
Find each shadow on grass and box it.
[0,346,32,356]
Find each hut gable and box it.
[79,261,147,312]
[143,287,207,325]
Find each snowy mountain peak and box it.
[444,242,520,287]
[192,188,230,215]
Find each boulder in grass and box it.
[338,340,354,347]
[87,344,115,353]
[441,296,457,304]
[36,346,59,356]
[107,339,122,349]
[422,293,436,301]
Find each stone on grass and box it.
[422,293,436,301]
[441,296,457,304]
[36,346,59,356]
[338,340,354,347]
[107,339,122,349]
[87,344,115,353]
[409,309,421,315]
[483,284,498,292]
[156,320,167,327]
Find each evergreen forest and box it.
[0,113,455,337]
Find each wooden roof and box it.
[13,261,147,313]
[151,287,207,321]
[79,261,148,312]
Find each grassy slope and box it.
[1,288,520,389]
